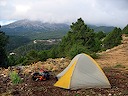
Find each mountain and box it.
[88,25,115,33]
[94,26,115,33]
[1,19,115,40]
[1,19,70,40]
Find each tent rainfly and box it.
[54,53,111,90]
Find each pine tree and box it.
[0,26,9,68]
[58,18,101,58]
[103,27,122,49]
[122,24,128,34]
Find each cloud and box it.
[0,0,128,27]
[0,20,17,25]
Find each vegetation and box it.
[93,26,114,33]
[0,26,9,68]
[122,24,128,34]
[6,36,30,52]
[103,27,122,49]
[13,43,54,56]
[114,64,126,68]
[0,18,126,68]
[10,71,22,85]
[56,18,101,58]
[95,31,106,40]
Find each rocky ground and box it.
[0,67,128,96]
[0,35,128,96]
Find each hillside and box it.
[0,35,128,95]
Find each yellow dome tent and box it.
[54,53,111,90]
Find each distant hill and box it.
[88,25,115,33]
[1,19,115,40]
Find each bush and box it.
[10,71,22,85]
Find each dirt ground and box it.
[0,67,128,96]
[0,35,128,96]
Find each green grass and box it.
[75,94,80,96]
[114,64,125,68]
[10,71,22,85]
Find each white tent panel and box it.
[70,54,111,90]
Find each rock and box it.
[25,84,27,86]
[1,74,7,77]
[98,94,102,96]
[108,93,112,96]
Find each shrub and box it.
[10,71,22,85]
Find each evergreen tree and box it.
[68,44,90,59]
[26,50,39,60]
[122,24,128,34]
[0,26,8,68]
[58,18,101,58]
[95,31,106,40]
[103,27,122,49]
[38,50,48,61]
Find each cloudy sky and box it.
[0,0,128,28]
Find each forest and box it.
[0,18,128,68]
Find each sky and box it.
[0,0,128,28]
